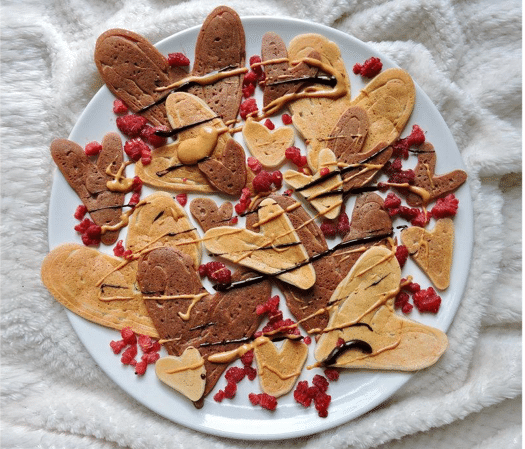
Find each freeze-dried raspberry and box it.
[320,220,337,238]
[116,114,148,137]
[198,264,208,277]
[234,201,247,215]
[140,125,168,148]
[249,55,262,69]
[314,391,331,417]
[243,70,258,86]
[283,189,293,196]
[110,339,127,354]
[167,52,190,67]
[402,302,413,313]
[224,381,237,399]
[240,98,258,120]
[121,327,137,345]
[124,138,149,162]
[201,261,226,277]
[397,206,420,221]
[324,368,339,381]
[303,336,312,345]
[247,157,262,173]
[411,209,430,227]
[403,281,421,294]
[74,204,88,220]
[214,390,226,402]
[319,167,330,177]
[252,170,273,193]
[121,344,138,365]
[294,381,312,407]
[176,193,187,206]
[230,216,238,225]
[271,171,283,189]
[383,158,403,177]
[244,366,257,381]
[336,338,345,347]
[264,119,275,130]
[241,349,254,366]
[312,374,329,393]
[84,141,102,156]
[413,287,441,313]
[395,245,409,267]
[129,192,141,207]
[113,240,126,257]
[134,360,148,375]
[140,146,152,165]
[389,169,415,185]
[353,57,382,78]
[384,192,402,209]
[225,366,246,384]
[138,334,155,353]
[284,146,303,166]
[113,99,128,114]
[392,125,425,159]
[210,267,232,285]
[131,176,143,193]
[395,291,410,310]
[242,83,256,98]
[282,114,293,125]
[257,393,277,411]
[141,352,160,364]
[336,211,350,236]
[75,218,101,246]
[248,393,260,405]
[256,295,280,316]
[431,194,459,218]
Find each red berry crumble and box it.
[84,141,102,156]
[353,57,382,78]
[116,114,148,138]
[167,52,190,67]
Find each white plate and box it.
[48,16,474,441]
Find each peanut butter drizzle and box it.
[177,125,229,165]
[100,208,135,233]
[98,293,135,302]
[384,182,432,205]
[423,163,435,189]
[336,245,368,263]
[106,160,134,193]
[164,358,205,375]
[354,250,395,278]
[207,336,271,363]
[155,67,248,92]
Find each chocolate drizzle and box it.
[153,116,219,138]
[322,337,374,367]
[265,74,337,87]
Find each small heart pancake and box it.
[203,198,316,289]
[190,198,234,232]
[401,218,454,290]
[242,118,295,169]
[254,339,308,397]
[315,246,447,371]
[156,347,206,402]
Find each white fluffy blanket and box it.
[1,0,522,448]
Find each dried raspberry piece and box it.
[84,141,102,156]
[113,240,126,257]
[113,99,128,114]
[224,381,237,399]
[319,167,330,177]
[384,192,402,209]
[283,189,293,196]
[413,287,441,313]
[198,264,208,277]
[248,392,260,405]
[242,83,256,98]
[134,360,148,375]
[389,169,415,185]
[383,158,403,177]
[320,220,337,238]
[129,192,141,207]
[404,281,421,294]
[124,138,149,162]
[239,98,258,120]
[243,70,258,86]
[116,114,148,138]
[140,125,168,148]
[244,365,257,381]
[176,193,187,206]
[203,261,226,276]
[138,334,154,352]
[131,176,143,193]
[142,352,160,364]
[431,194,459,218]
[402,302,413,314]
[210,267,232,285]
[405,124,425,147]
[257,393,277,411]
[353,57,382,78]
[395,245,409,267]
[284,146,302,165]
[121,327,137,345]
[314,391,331,417]
[264,119,275,130]
[234,201,247,215]
[121,344,138,365]
[214,390,226,402]
[398,206,420,221]
[225,366,246,384]
[394,291,410,309]
[336,338,345,347]
[312,374,329,393]
[247,157,262,173]
[324,368,339,381]
[241,349,254,366]
[252,170,273,193]
[110,339,127,354]
[74,218,91,233]
[256,295,280,316]
[294,381,312,407]
[303,336,312,345]
[282,114,293,125]
[74,204,88,220]
[411,210,430,227]
[271,171,283,189]
[75,218,101,246]
[249,55,262,70]
[140,146,152,165]
[167,52,190,67]
[230,216,238,225]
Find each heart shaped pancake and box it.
[287,33,352,172]
[190,198,234,232]
[136,246,272,404]
[396,142,468,207]
[254,338,308,397]
[94,28,187,127]
[242,118,295,169]
[41,243,158,337]
[283,148,343,219]
[126,191,201,269]
[315,246,448,370]
[261,31,319,110]
[349,68,415,154]
[156,347,206,402]
[245,194,341,333]
[187,6,245,124]
[400,218,454,290]
[203,198,316,290]
[50,133,125,245]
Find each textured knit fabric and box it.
[1,1,521,448]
